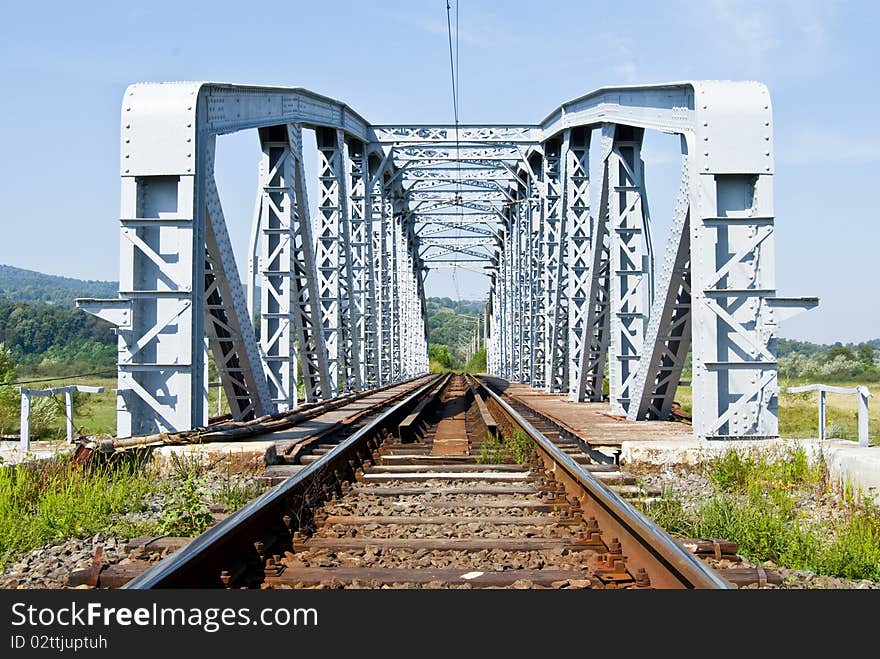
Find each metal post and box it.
[19,390,30,452]
[818,389,826,441]
[64,391,74,443]
[858,386,870,447]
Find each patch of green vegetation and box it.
[636,485,693,537]
[476,429,533,465]
[637,448,880,582]
[465,347,487,374]
[0,455,159,568]
[213,465,266,513]
[705,446,826,494]
[429,344,454,373]
[157,476,214,537]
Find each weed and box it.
[477,434,510,464]
[635,485,693,537]
[476,430,534,465]
[0,456,158,567]
[509,430,533,464]
[166,452,206,481]
[213,466,266,513]
[705,450,754,492]
[826,421,849,440]
[643,449,880,582]
[157,476,214,537]
[816,507,880,581]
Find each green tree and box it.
[856,343,875,366]
[0,344,18,434]
[0,343,15,384]
[428,344,453,372]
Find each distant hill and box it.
[0,264,117,307]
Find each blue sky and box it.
[0,0,877,344]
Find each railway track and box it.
[125,373,731,589]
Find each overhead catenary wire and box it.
[445,0,463,302]
[0,369,116,387]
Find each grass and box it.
[675,380,879,445]
[476,429,533,464]
[0,455,160,568]
[0,451,269,569]
[4,374,234,440]
[638,447,880,582]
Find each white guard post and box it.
[18,385,105,452]
[787,384,873,447]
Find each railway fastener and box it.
[572,531,606,550]
[555,507,582,527]
[632,568,652,589]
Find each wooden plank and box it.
[379,455,478,465]
[367,464,529,473]
[300,537,584,551]
[265,567,593,588]
[349,485,540,496]
[360,472,533,482]
[322,515,557,526]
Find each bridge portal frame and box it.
[78,80,815,441]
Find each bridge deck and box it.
[481,376,692,448]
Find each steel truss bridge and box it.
[77,80,816,440]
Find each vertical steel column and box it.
[527,153,544,387]
[379,175,394,384]
[109,91,205,436]
[572,124,614,402]
[390,190,404,381]
[257,127,296,410]
[565,128,593,398]
[346,138,368,390]
[690,129,779,437]
[255,125,331,408]
[365,157,385,386]
[608,126,652,415]
[315,127,346,396]
[542,135,568,392]
[501,219,517,380]
[510,197,522,381]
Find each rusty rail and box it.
[125,372,729,589]
[470,376,732,589]
[124,374,444,588]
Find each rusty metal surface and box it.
[124,375,444,589]
[474,376,732,589]
[124,372,730,590]
[480,376,692,447]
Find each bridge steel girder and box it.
[607,125,652,415]
[79,83,430,436]
[81,80,814,442]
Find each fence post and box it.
[857,386,870,448]
[818,389,826,441]
[19,389,30,452]
[64,390,75,443]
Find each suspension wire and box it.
[445,1,463,302]
[0,369,116,387]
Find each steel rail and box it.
[471,376,732,589]
[125,374,445,589]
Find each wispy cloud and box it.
[783,0,839,48]
[391,6,510,50]
[707,0,779,69]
